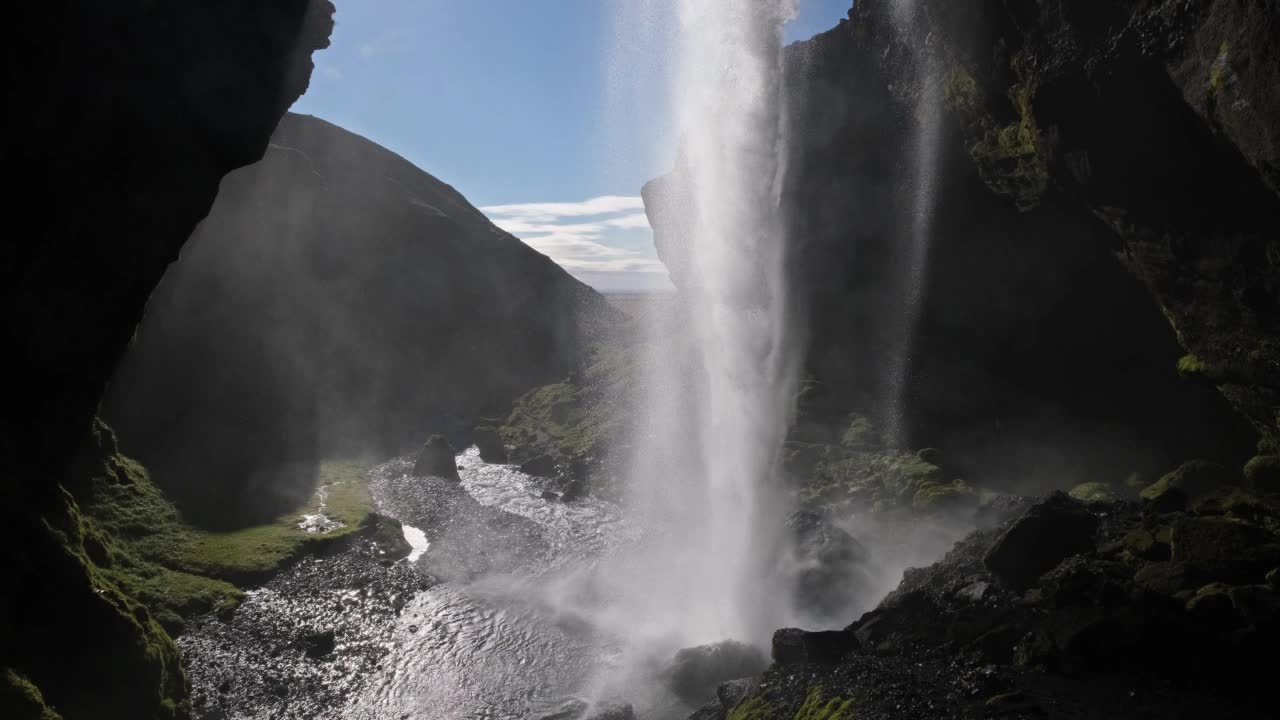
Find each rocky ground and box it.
[687,460,1280,720]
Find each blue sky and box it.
[292,1,851,291]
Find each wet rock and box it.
[1122,528,1171,561]
[1244,455,1280,495]
[787,511,871,620]
[770,628,858,665]
[584,702,635,720]
[716,678,757,712]
[1171,516,1280,584]
[560,478,587,502]
[1141,461,1234,504]
[1134,561,1196,597]
[974,494,1035,528]
[473,425,508,463]
[300,629,336,659]
[1268,568,1279,590]
[664,640,768,705]
[359,513,412,561]
[1185,583,1238,627]
[687,700,724,720]
[413,435,459,481]
[1069,482,1118,505]
[520,454,560,478]
[984,492,1099,589]
[540,490,560,502]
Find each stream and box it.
[181,448,646,720]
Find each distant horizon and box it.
[290,0,851,292]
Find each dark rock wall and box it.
[645,1,1266,492]
[1,3,333,718]
[104,113,620,525]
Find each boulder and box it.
[984,492,1099,589]
[560,478,588,502]
[1243,455,1280,495]
[664,641,767,706]
[1122,528,1171,561]
[1171,516,1280,584]
[413,435,459,481]
[1068,482,1118,505]
[716,678,757,712]
[1134,561,1196,597]
[473,425,508,463]
[300,628,336,659]
[359,513,412,561]
[1141,461,1234,504]
[686,702,724,720]
[770,628,858,665]
[520,454,560,478]
[787,512,872,620]
[583,703,635,720]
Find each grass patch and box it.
[794,686,858,720]
[81,425,375,629]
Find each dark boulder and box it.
[787,511,872,621]
[770,628,858,665]
[413,435,459,481]
[1243,455,1280,495]
[359,513,412,561]
[560,478,588,502]
[473,425,508,464]
[984,492,1098,589]
[1134,561,1196,597]
[520,454,560,478]
[1141,461,1235,504]
[301,628,336,659]
[716,678,757,712]
[663,640,767,706]
[1171,516,1280,584]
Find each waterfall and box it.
[883,0,942,448]
[596,0,801,681]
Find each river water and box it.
[182,449,683,720]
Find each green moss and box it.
[944,66,980,115]
[728,693,776,720]
[840,415,877,449]
[500,381,611,464]
[793,686,858,720]
[2,669,61,720]
[174,459,372,582]
[1140,460,1234,502]
[912,479,979,513]
[1209,42,1231,91]
[1176,353,1207,377]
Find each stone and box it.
[1068,482,1118,505]
[1122,528,1171,561]
[1185,583,1238,627]
[473,425,507,464]
[769,628,858,665]
[301,629,336,659]
[787,511,872,620]
[687,701,724,720]
[1243,455,1280,494]
[1171,516,1280,584]
[716,678,757,712]
[413,435,459,481]
[360,513,412,561]
[520,454,560,478]
[1134,561,1196,597]
[984,492,1099,589]
[584,703,635,720]
[560,479,587,502]
[663,641,767,706]
[1141,461,1234,503]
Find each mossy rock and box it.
[840,415,878,450]
[1069,482,1117,505]
[793,685,858,720]
[1,669,61,720]
[1243,455,1280,494]
[912,479,979,514]
[1141,460,1235,503]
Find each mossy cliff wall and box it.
[644,0,1273,491]
[1,3,334,717]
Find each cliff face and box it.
[852,0,1280,450]
[645,0,1271,492]
[1,4,333,718]
[104,113,620,525]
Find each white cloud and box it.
[480,195,646,221]
[481,196,668,283]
